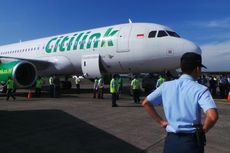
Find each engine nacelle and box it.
[0,61,37,88]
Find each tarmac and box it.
[0,90,229,153]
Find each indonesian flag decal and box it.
[136,33,144,38]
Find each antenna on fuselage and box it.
[128,19,133,23]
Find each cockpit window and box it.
[166,31,180,37]
[148,31,157,38]
[157,30,168,37]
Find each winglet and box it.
[128,19,133,23]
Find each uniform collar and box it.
[179,74,196,81]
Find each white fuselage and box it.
[0,23,201,78]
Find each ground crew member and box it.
[6,76,16,101]
[117,76,123,100]
[110,74,118,107]
[97,77,104,99]
[74,76,81,94]
[131,76,141,103]
[155,75,165,88]
[49,76,54,97]
[142,52,218,153]
[93,78,98,98]
[53,75,61,98]
[35,76,42,97]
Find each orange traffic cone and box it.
[227,91,230,101]
[27,90,32,99]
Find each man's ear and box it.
[190,66,200,78]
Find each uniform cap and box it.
[181,52,207,69]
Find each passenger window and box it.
[157,30,168,37]
[148,31,157,38]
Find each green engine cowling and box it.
[0,61,37,88]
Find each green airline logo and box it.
[0,68,12,74]
[45,28,119,53]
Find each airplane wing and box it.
[0,56,51,71]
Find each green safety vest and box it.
[98,78,104,88]
[94,79,98,89]
[35,79,42,88]
[110,78,117,93]
[131,79,140,90]
[7,79,14,89]
[156,77,165,88]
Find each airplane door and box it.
[81,54,102,78]
[117,25,132,52]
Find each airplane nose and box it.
[182,39,202,55]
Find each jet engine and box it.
[0,61,37,88]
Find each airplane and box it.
[0,22,201,88]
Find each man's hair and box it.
[181,63,197,74]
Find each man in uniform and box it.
[131,75,141,103]
[53,75,61,98]
[6,76,16,101]
[142,52,218,153]
[73,76,81,94]
[110,74,118,107]
[155,75,165,88]
[35,76,42,97]
[97,77,104,99]
[49,76,54,97]
[93,78,98,98]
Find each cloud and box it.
[201,41,230,72]
[192,18,230,28]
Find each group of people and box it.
[92,73,166,107]
[104,74,144,107]
[105,52,219,152]
[198,75,230,98]
[93,77,105,99]
[2,75,62,100]
[1,52,220,152]
[3,76,43,101]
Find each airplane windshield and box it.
[148,31,157,38]
[157,30,168,37]
[166,31,180,38]
[148,30,180,38]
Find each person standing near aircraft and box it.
[49,76,54,97]
[6,76,16,101]
[209,76,217,97]
[155,75,165,88]
[74,76,81,94]
[97,77,104,99]
[35,76,42,97]
[110,74,118,107]
[142,52,218,153]
[53,75,61,98]
[131,75,141,103]
[93,78,98,98]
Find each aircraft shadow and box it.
[0,110,142,153]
